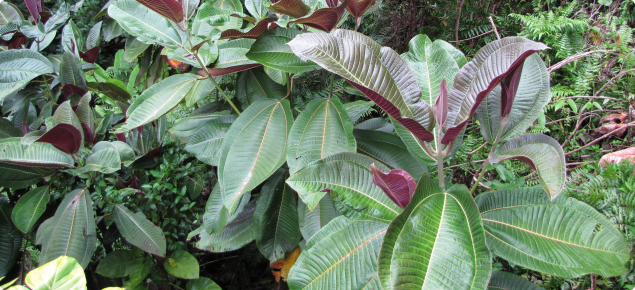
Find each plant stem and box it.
[327,73,335,99]
[469,126,505,195]
[435,128,445,189]
[194,53,241,115]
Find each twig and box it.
[454,0,465,46]
[488,16,501,39]
[468,143,488,155]
[448,159,486,169]
[548,50,611,73]
[552,96,616,101]
[565,120,635,156]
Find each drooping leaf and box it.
[95,250,138,278]
[185,122,231,166]
[0,137,74,168]
[108,0,187,48]
[0,196,21,277]
[254,169,301,262]
[346,0,375,19]
[36,124,83,154]
[287,98,356,173]
[378,176,492,290]
[487,270,542,290]
[201,183,250,234]
[476,54,550,143]
[40,188,97,269]
[113,204,167,257]
[288,29,434,142]
[118,74,199,132]
[287,152,401,222]
[297,194,340,241]
[475,187,630,278]
[172,111,232,138]
[164,250,199,279]
[0,49,53,98]
[490,133,565,199]
[267,0,310,18]
[246,28,320,74]
[186,277,222,290]
[219,99,293,213]
[0,163,49,189]
[76,147,121,174]
[236,68,286,109]
[600,147,635,167]
[25,256,87,290]
[220,18,278,40]
[287,216,387,290]
[136,0,184,23]
[442,37,549,145]
[289,0,348,32]
[11,186,49,233]
[370,164,415,209]
[190,200,256,252]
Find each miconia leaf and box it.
[442,37,549,145]
[0,2,23,25]
[490,133,565,199]
[487,270,542,290]
[60,51,86,90]
[378,176,492,290]
[25,256,87,290]
[254,169,301,262]
[61,20,83,55]
[476,54,550,143]
[287,216,387,290]
[0,49,53,98]
[246,28,320,74]
[288,29,434,142]
[198,39,261,77]
[86,21,102,50]
[244,0,267,20]
[0,118,23,139]
[0,196,21,277]
[136,0,184,23]
[220,18,278,40]
[95,249,138,278]
[476,187,630,278]
[164,250,199,279]
[0,137,74,168]
[219,98,293,213]
[289,0,348,32]
[0,163,49,189]
[76,147,121,174]
[297,194,340,241]
[53,101,84,142]
[11,186,49,233]
[171,110,232,138]
[202,183,250,234]
[190,200,256,252]
[40,188,97,269]
[346,0,375,19]
[287,98,356,174]
[185,122,231,166]
[236,68,287,109]
[370,164,415,209]
[267,0,310,18]
[124,37,151,63]
[113,204,167,257]
[286,152,402,222]
[36,124,83,154]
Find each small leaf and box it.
[96,250,138,278]
[136,0,184,23]
[500,63,523,118]
[11,186,49,233]
[164,250,199,279]
[267,0,310,18]
[433,79,448,128]
[25,256,87,290]
[370,164,415,209]
[113,204,167,257]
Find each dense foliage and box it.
[0,0,634,289]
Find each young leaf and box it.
[0,196,20,277]
[95,249,138,278]
[0,49,53,98]
[442,37,549,145]
[287,217,387,290]
[289,0,348,32]
[11,186,49,233]
[25,256,86,290]
[433,79,448,128]
[136,0,184,23]
[370,164,416,209]
[0,138,74,168]
[487,270,542,290]
[490,133,565,199]
[499,63,523,119]
[36,124,83,154]
[297,194,340,241]
[246,28,320,74]
[164,250,199,279]
[475,187,630,278]
[378,176,492,290]
[287,98,356,174]
[220,18,278,40]
[288,30,435,142]
[113,204,167,257]
[218,99,293,213]
[267,0,310,18]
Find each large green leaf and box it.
[0,49,53,99]
[191,200,256,252]
[0,196,21,277]
[202,183,250,234]
[287,216,386,290]
[254,169,301,262]
[59,51,86,90]
[475,187,630,278]
[25,256,87,290]
[170,110,233,138]
[76,147,121,174]
[246,28,320,74]
[490,133,565,199]
[186,277,222,290]
[487,270,542,290]
[219,98,292,213]
[95,249,138,278]
[164,250,199,279]
[0,2,23,25]
[476,54,550,143]
[0,138,74,168]
[185,122,231,166]
[108,0,187,48]
[40,189,97,269]
[287,152,401,222]
[236,68,286,109]
[11,186,49,233]
[113,205,166,257]
[378,176,492,290]
[354,129,427,180]
[401,34,466,129]
[297,194,340,241]
[118,74,199,132]
[287,98,356,174]
[287,29,434,141]
[0,163,48,189]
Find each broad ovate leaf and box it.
[442,37,549,145]
[476,54,550,143]
[36,124,83,154]
[0,138,74,168]
[267,0,310,18]
[289,0,348,32]
[76,147,121,174]
[25,256,87,290]
[490,133,565,199]
[286,152,401,222]
[236,68,286,109]
[11,186,49,233]
[201,183,250,234]
[246,28,320,74]
[288,29,434,142]
[108,0,187,48]
[287,98,356,173]
[370,164,415,209]
[287,216,386,290]
[95,250,137,278]
[378,176,492,290]
[219,99,292,213]
[0,163,49,189]
[476,187,630,278]
[0,49,53,99]
[40,189,97,269]
[113,204,167,257]
[164,250,199,279]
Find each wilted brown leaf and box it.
[593,112,628,138]
[600,147,635,168]
[270,246,301,283]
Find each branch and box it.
[548,50,611,73]
[488,16,501,39]
[565,120,635,156]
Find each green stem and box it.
[327,73,335,99]
[469,126,505,195]
[194,53,241,115]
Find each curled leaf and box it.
[136,0,184,23]
[500,62,523,119]
[433,79,448,128]
[346,0,375,19]
[289,0,348,32]
[600,147,635,168]
[220,18,278,40]
[370,164,416,209]
[36,124,83,154]
[268,0,310,18]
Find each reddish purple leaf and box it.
[230,14,257,24]
[289,0,348,32]
[81,123,95,145]
[79,47,101,64]
[196,64,263,77]
[115,133,127,142]
[347,80,434,142]
[39,12,52,24]
[220,18,278,40]
[22,123,29,135]
[0,33,27,49]
[146,145,161,156]
[370,164,416,209]
[62,84,87,99]
[162,55,190,72]
[137,0,184,23]
[36,124,83,154]
[326,0,339,7]
[346,0,375,18]
[433,79,448,128]
[268,0,311,18]
[500,62,523,119]
[23,0,41,23]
